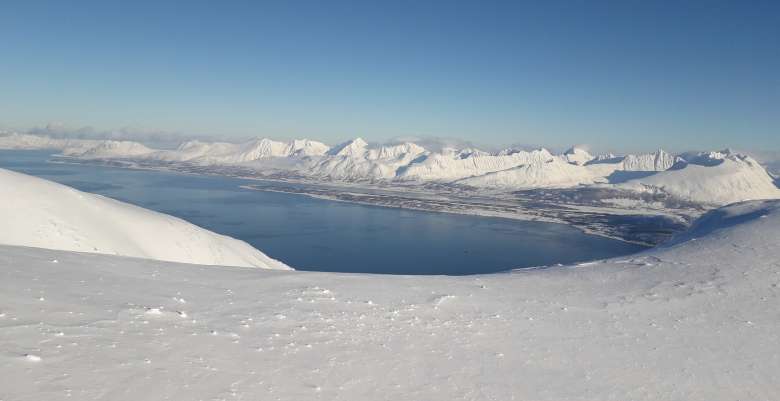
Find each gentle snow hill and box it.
[0,168,289,269]
[618,152,780,205]
[151,139,239,162]
[1,200,779,400]
[0,133,156,159]
[61,140,155,158]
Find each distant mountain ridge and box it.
[2,132,778,206]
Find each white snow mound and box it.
[61,140,155,158]
[0,168,289,269]
[618,153,780,205]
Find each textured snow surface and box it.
[1,200,779,400]
[617,149,679,171]
[398,148,555,181]
[0,168,289,269]
[456,158,601,188]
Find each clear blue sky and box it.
[1,0,778,152]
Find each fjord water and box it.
[0,150,645,274]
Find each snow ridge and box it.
[618,152,780,205]
[618,149,679,171]
[456,158,599,189]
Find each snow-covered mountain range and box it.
[0,167,289,270]
[2,132,778,206]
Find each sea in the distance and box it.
[0,150,646,274]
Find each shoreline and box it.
[239,184,660,247]
[48,155,693,247]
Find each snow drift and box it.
[0,168,289,269]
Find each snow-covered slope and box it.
[0,168,289,269]
[306,139,428,180]
[152,140,239,162]
[618,152,780,205]
[560,146,594,165]
[583,149,679,172]
[327,137,369,157]
[0,133,157,159]
[200,138,329,163]
[1,200,779,400]
[440,146,490,159]
[398,148,555,181]
[150,138,330,164]
[61,140,155,158]
[618,149,679,171]
[456,158,601,189]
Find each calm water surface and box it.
[0,150,646,274]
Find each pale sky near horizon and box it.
[1,1,778,153]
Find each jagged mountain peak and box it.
[562,146,594,165]
[328,137,369,157]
